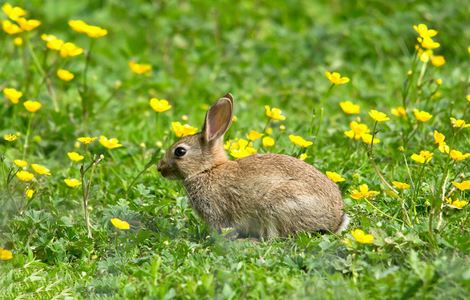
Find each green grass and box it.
[1,0,469,299]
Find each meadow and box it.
[0,0,469,299]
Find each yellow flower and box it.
[447,198,468,209]
[299,153,308,161]
[413,109,432,122]
[466,95,470,102]
[111,218,130,230]
[0,247,13,260]
[25,188,34,199]
[350,184,380,200]
[419,37,440,50]
[431,55,445,67]
[361,133,380,145]
[411,150,433,164]
[3,87,22,104]
[149,98,171,113]
[128,61,152,74]
[3,133,18,141]
[17,18,41,31]
[68,20,108,38]
[438,142,450,154]
[339,101,360,114]
[2,20,22,35]
[264,105,286,121]
[449,150,470,161]
[436,78,443,85]
[171,122,198,138]
[450,117,469,128]
[344,121,370,140]
[418,49,432,63]
[60,42,84,57]
[23,100,42,113]
[16,170,35,182]
[391,106,406,117]
[57,69,74,81]
[247,130,263,141]
[326,171,345,183]
[325,71,350,85]
[227,139,257,159]
[67,152,84,162]
[369,110,390,122]
[289,135,313,148]
[262,136,275,147]
[413,24,438,39]
[13,37,23,46]
[14,159,28,167]
[31,163,51,176]
[351,229,374,244]
[392,181,410,190]
[77,136,97,144]
[452,180,470,191]
[265,127,273,135]
[433,130,445,144]
[2,3,26,21]
[279,124,286,132]
[99,136,123,149]
[232,115,238,123]
[64,178,81,188]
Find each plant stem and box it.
[22,114,34,159]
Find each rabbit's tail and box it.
[335,213,350,234]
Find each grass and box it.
[1,0,469,299]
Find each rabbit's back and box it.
[183,153,344,237]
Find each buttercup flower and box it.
[17,18,41,31]
[413,109,432,122]
[111,218,130,230]
[350,184,379,200]
[0,247,13,260]
[369,110,390,122]
[25,188,34,199]
[3,87,22,104]
[344,121,370,140]
[339,101,360,114]
[450,117,469,128]
[325,71,350,85]
[226,139,257,159]
[452,180,470,191]
[3,134,17,141]
[68,20,107,38]
[299,153,308,161]
[351,229,374,244]
[2,3,26,21]
[449,150,470,161]
[13,37,22,46]
[31,164,51,176]
[14,159,28,167]
[67,152,84,162]
[326,171,345,183]
[128,61,152,74]
[391,106,406,117]
[60,42,84,57]
[171,122,198,137]
[419,36,440,49]
[149,98,171,113]
[289,135,313,148]
[433,130,449,153]
[413,24,438,39]
[411,150,433,164]
[57,69,74,81]
[64,178,81,188]
[23,100,42,113]
[361,133,380,145]
[262,136,275,147]
[99,136,123,149]
[446,198,468,209]
[431,55,445,67]
[392,181,410,190]
[264,105,286,121]
[77,136,97,144]
[16,170,35,182]
[247,130,263,141]
[2,20,22,35]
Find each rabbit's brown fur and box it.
[158,94,347,239]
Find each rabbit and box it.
[157,93,349,239]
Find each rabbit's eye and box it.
[174,147,187,157]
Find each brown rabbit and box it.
[157,93,349,239]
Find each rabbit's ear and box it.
[203,94,233,142]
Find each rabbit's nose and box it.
[157,160,165,173]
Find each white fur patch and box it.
[335,214,350,233]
